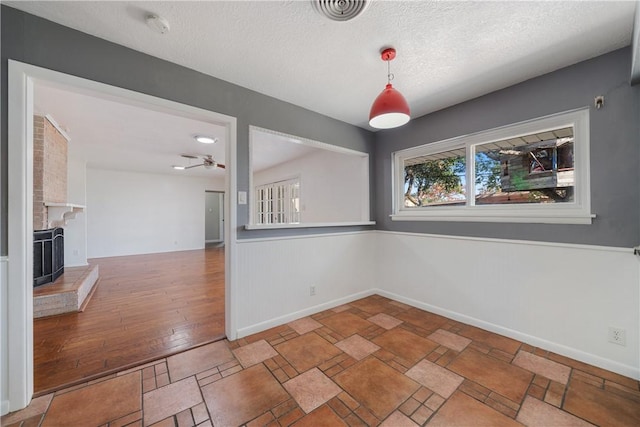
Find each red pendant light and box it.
[369,47,410,129]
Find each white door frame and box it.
[6,60,239,412]
[219,192,225,243]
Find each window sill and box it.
[245,221,376,230]
[391,212,595,225]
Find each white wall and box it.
[0,256,8,415]
[375,231,640,379]
[87,168,223,258]
[254,149,369,223]
[235,232,376,337]
[64,155,87,266]
[232,229,638,379]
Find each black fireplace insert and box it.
[34,227,64,287]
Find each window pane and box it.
[256,188,264,224]
[290,182,300,223]
[404,149,466,207]
[273,184,284,224]
[289,181,300,224]
[474,127,574,205]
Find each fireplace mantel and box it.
[45,202,85,228]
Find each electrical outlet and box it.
[608,327,626,346]
[310,285,316,296]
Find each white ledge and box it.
[391,212,595,225]
[245,221,375,230]
[45,202,85,228]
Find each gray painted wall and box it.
[375,47,640,248]
[0,6,376,255]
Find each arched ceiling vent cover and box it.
[311,0,369,22]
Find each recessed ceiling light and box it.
[195,135,217,144]
[172,165,185,170]
[146,14,170,35]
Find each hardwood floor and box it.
[33,247,225,395]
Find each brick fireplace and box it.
[33,115,68,287]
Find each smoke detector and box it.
[146,14,170,34]
[312,0,369,22]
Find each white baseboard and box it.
[236,289,376,338]
[375,288,640,380]
[1,399,9,416]
[64,262,89,268]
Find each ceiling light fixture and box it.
[172,165,185,170]
[146,14,170,35]
[194,135,217,144]
[369,47,410,129]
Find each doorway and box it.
[7,60,238,411]
[205,191,225,245]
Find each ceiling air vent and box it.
[312,0,369,22]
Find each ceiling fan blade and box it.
[184,163,204,169]
[217,163,226,169]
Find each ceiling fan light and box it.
[369,83,410,129]
[195,135,217,144]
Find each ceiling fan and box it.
[172,154,225,170]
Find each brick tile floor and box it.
[3,295,639,426]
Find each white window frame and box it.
[392,108,593,224]
[255,177,301,225]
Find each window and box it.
[474,128,574,205]
[393,109,592,224]
[255,178,300,225]
[404,148,466,207]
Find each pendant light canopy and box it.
[369,47,410,129]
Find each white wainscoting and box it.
[235,231,376,337]
[375,231,640,379]
[1,256,9,416]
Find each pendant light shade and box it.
[369,83,410,129]
[369,47,410,129]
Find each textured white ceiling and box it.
[7,1,636,130]
[251,129,322,173]
[34,83,228,178]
